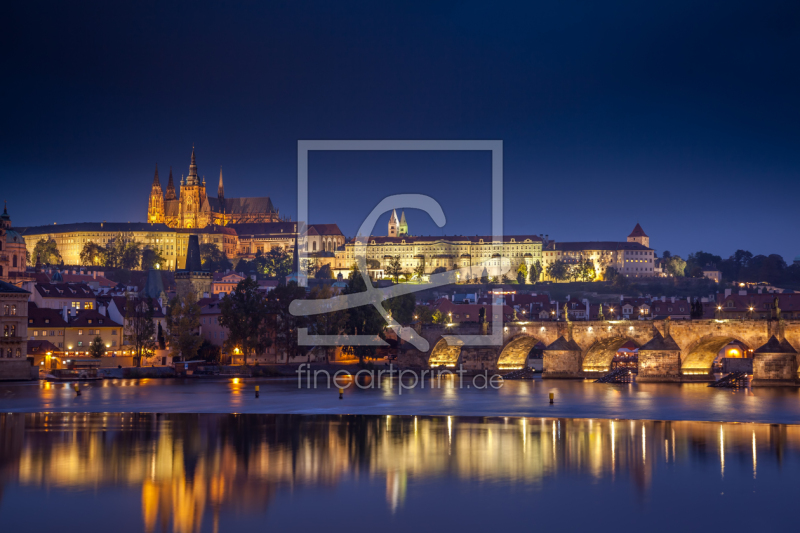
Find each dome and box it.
[51,271,64,282]
[5,229,24,244]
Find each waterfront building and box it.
[0,203,27,282]
[27,302,122,357]
[147,148,280,229]
[0,280,29,358]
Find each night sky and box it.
[3,1,799,260]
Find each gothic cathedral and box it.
[147,147,280,229]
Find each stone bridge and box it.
[405,319,799,382]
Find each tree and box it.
[480,267,489,284]
[219,277,272,365]
[315,263,333,279]
[664,256,687,277]
[120,241,142,269]
[516,263,528,285]
[386,255,404,283]
[141,247,166,271]
[79,241,106,266]
[341,266,386,362]
[125,297,157,367]
[685,251,722,278]
[198,339,221,363]
[662,250,672,258]
[200,243,232,272]
[264,246,293,278]
[366,258,381,270]
[413,263,426,281]
[166,290,202,361]
[432,310,444,324]
[529,260,542,283]
[413,305,434,324]
[547,260,569,282]
[576,258,595,282]
[31,238,61,266]
[307,285,349,353]
[431,266,447,275]
[478,306,486,324]
[383,293,415,324]
[266,281,309,361]
[89,336,105,358]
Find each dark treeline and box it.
[675,250,798,286]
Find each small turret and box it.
[147,164,165,223]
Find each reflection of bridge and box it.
[412,319,800,383]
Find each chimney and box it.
[724,288,732,298]
[661,296,666,302]
[99,305,106,316]
[250,274,256,281]
[671,296,675,303]
[93,271,97,279]
[203,292,209,299]
[70,307,76,318]
[757,288,762,294]
[62,306,68,322]
[739,290,747,296]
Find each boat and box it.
[45,368,102,382]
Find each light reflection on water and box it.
[0,413,799,532]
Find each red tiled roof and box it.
[68,310,122,328]
[27,340,62,355]
[308,224,343,236]
[28,303,68,327]
[628,223,648,238]
[34,283,95,299]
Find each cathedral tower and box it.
[398,210,408,236]
[388,209,399,237]
[147,164,165,223]
[179,147,202,229]
[627,223,649,248]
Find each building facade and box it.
[541,224,656,280]
[334,213,542,280]
[147,148,280,229]
[1,280,29,359]
[0,204,27,282]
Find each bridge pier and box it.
[751,336,799,387]
[542,336,583,378]
[637,330,682,382]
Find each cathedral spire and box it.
[152,164,160,186]
[187,146,198,185]
[165,167,177,200]
[218,167,224,198]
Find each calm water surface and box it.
[2,376,800,423]
[0,413,797,533]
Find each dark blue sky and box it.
[2,1,799,260]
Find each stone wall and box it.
[0,359,36,381]
[638,349,681,379]
[543,349,582,376]
[752,353,798,386]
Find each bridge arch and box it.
[428,338,462,368]
[681,335,751,375]
[497,335,540,370]
[582,336,640,373]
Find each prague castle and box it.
[147,147,280,229]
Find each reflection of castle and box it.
[148,148,280,229]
